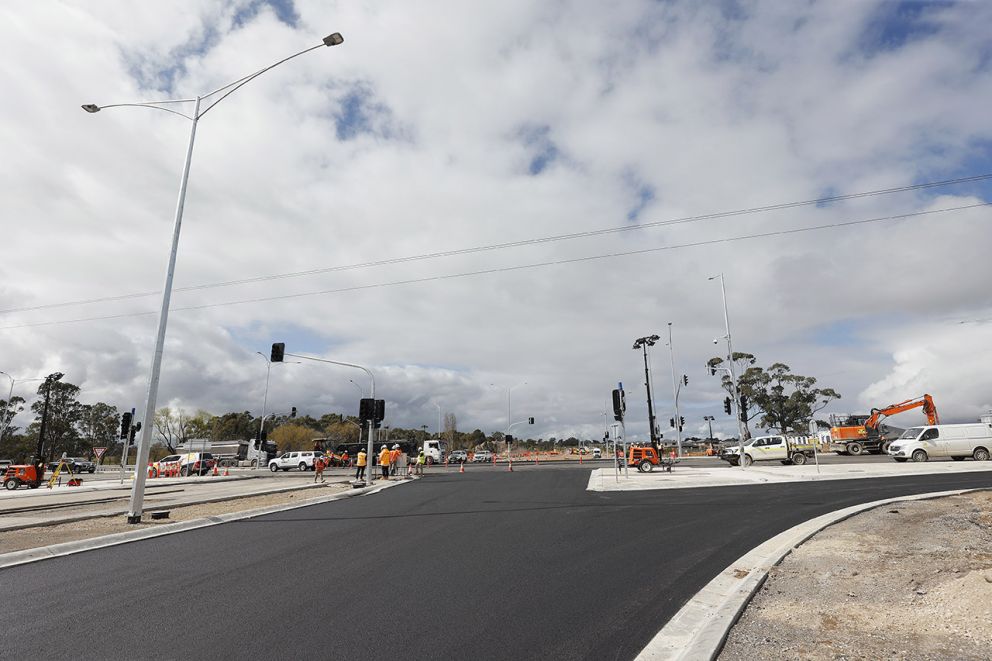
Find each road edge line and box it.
[0,478,414,571]
[634,487,987,661]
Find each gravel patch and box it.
[719,491,992,661]
[0,484,349,555]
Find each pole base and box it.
[126,514,142,524]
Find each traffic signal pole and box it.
[712,273,747,470]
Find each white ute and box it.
[722,435,816,467]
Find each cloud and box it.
[1,1,990,443]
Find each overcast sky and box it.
[1,0,990,442]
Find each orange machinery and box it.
[830,394,939,455]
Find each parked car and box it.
[47,457,96,474]
[592,448,602,459]
[472,450,494,463]
[268,451,323,472]
[449,450,468,464]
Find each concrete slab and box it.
[587,460,992,492]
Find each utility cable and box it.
[1,201,986,331]
[1,172,989,316]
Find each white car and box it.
[592,448,602,459]
[268,451,323,472]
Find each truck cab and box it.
[422,440,447,465]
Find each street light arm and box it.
[83,102,195,121]
[198,40,328,119]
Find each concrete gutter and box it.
[634,488,988,661]
[0,478,413,571]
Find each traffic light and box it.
[290,406,297,418]
[528,417,535,424]
[270,342,285,362]
[359,398,375,423]
[119,412,132,440]
[723,397,733,415]
[679,416,685,431]
[373,399,385,428]
[709,365,717,376]
[612,389,626,421]
[506,435,514,444]
[669,417,675,428]
[683,375,688,386]
[129,421,141,443]
[739,394,748,422]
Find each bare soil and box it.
[720,491,992,660]
[0,484,349,554]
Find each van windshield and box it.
[900,427,924,440]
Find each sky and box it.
[1,0,991,443]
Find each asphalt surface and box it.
[4,466,990,660]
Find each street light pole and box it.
[710,273,747,468]
[255,353,272,469]
[667,323,683,459]
[434,403,442,440]
[704,415,715,444]
[85,33,345,523]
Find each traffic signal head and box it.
[359,398,375,423]
[669,417,675,428]
[505,435,514,444]
[679,416,685,431]
[724,397,733,415]
[709,365,717,376]
[528,417,535,424]
[290,406,297,418]
[374,399,385,427]
[683,375,689,386]
[612,389,626,421]
[270,342,285,362]
[119,412,131,439]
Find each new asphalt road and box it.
[4,465,990,660]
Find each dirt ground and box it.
[0,484,349,554]
[720,491,992,660]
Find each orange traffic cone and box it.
[579,453,583,464]
[459,462,464,474]
[224,466,230,477]
[213,464,219,476]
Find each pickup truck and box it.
[47,457,96,473]
[722,435,815,467]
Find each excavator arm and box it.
[864,394,939,438]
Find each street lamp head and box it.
[322,32,344,47]
[81,104,101,113]
[649,334,660,342]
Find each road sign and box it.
[93,447,107,459]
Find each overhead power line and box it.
[1,172,989,316]
[1,201,987,331]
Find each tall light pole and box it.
[703,415,715,444]
[0,372,45,444]
[491,381,527,458]
[709,273,747,466]
[632,335,661,453]
[85,33,345,523]
[666,323,684,458]
[434,403,442,440]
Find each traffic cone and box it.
[579,453,583,464]
[507,458,513,472]
[224,466,230,477]
[213,464,219,476]
[459,462,464,474]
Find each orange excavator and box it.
[830,394,939,456]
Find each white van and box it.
[887,423,992,463]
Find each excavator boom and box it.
[865,394,939,434]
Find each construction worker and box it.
[379,444,391,480]
[314,454,326,483]
[415,450,425,475]
[390,444,402,476]
[355,449,367,482]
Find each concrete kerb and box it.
[634,487,990,661]
[0,477,416,571]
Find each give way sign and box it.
[93,447,107,459]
